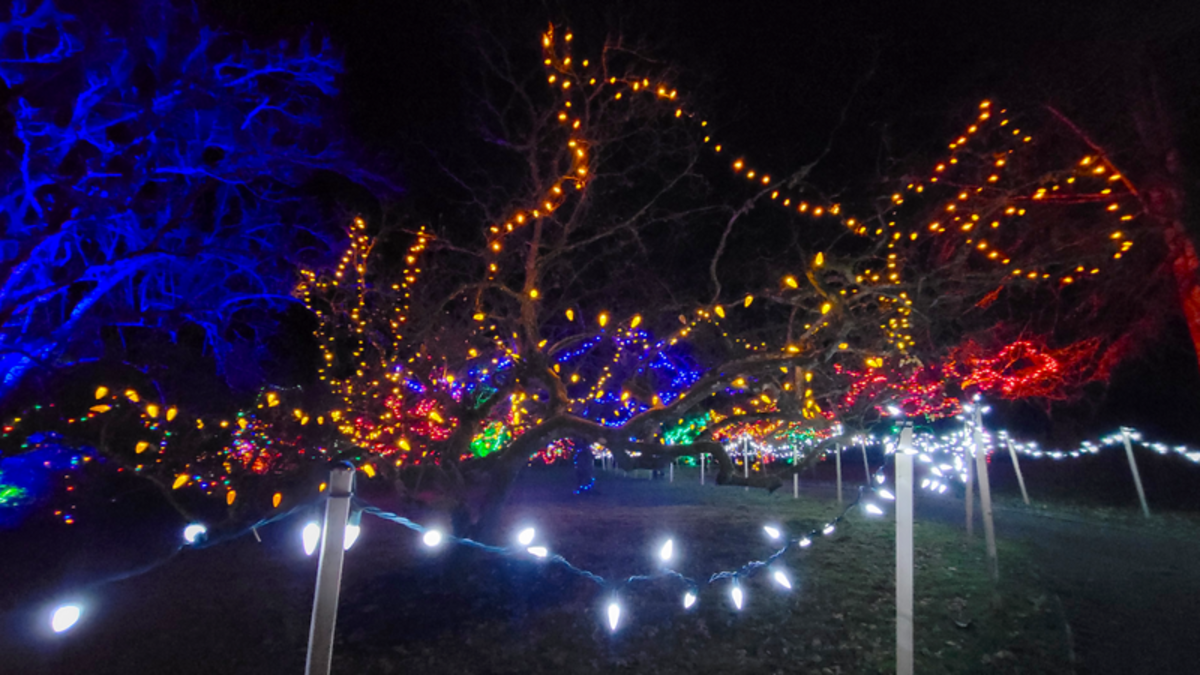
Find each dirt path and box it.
[913,495,1200,674]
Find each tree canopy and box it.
[1,12,1194,533]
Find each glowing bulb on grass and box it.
[607,601,622,632]
[798,537,812,548]
[422,529,443,548]
[527,546,549,558]
[822,524,836,536]
[878,488,896,501]
[659,539,674,562]
[763,525,781,540]
[182,524,207,544]
[302,522,321,556]
[343,510,364,551]
[773,570,793,590]
[864,503,885,516]
[517,527,536,546]
[683,591,697,609]
[730,585,744,611]
[343,525,361,551]
[51,605,81,633]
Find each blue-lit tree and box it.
[0,0,373,401]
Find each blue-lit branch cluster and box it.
[0,0,366,398]
[552,328,703,428]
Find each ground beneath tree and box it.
[910,492,1200,675]
[5,466,1191,674]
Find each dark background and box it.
[186,0,1200,445]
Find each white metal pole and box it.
[896,423,915,675]
[835,444,843,505]
[1120,428,1151,518]
[964,440,975,537]
[305,465,355,675]
[700,452,706,485]
[971,407,999,582]
[743,437,749,490]
[669,458,674,482]
[861,442,870,485]
[1004,436,1030,505]
[793,447,799,499]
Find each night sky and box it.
[194,0,1200,442]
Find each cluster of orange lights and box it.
[296,218,433,449]
[889,100,1142,288]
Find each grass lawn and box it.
[1,465,1070,674]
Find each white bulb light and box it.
[302,522,321,556]
[659,539,674,562]
[731,585,744,610]
[182,524,206,544]
[607,601,621,632]
[865,503,884,516]
[773,570,792,589]
[343,524,361,551]
[51,605,81,633]
[798,537,812,548]
[517,527,536,546]
[822,524,836,535]
[683,591,697,609]
[422,529,443,548]
[878,488,896,501]
[763,525,781,540]
[527,546,548,558]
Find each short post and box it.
[700,452,706,485]
[1120,428,1151,518]
[1004,436,1030,505]
[835,444,843,505]
[861,442,871,485]
[964,441,975,537]
[743,437,750,491]
[305,464,355,675]
[669,458,674,482]
[793,447,799,499]
[971,406,999,582]
[896,423,915,675]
